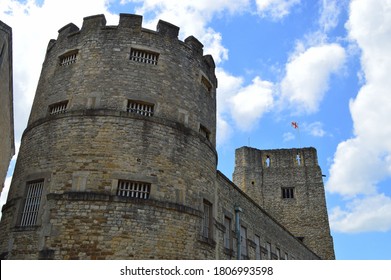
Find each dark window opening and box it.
[59,50,78,66]
[130,48,159,65]
[127,100,154,116]
[20,180,44,227]
[49,100,68,115]
[117,180,151,199]
[202,200,213,239]
[201,75,212,93]
[282,187,294,199]
[199,125,211,141]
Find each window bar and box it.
[20,181,43,227]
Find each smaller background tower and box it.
[233,146,335,260]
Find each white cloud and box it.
[326,0,391,233]
[327,138,388,197]
[305,121,326,137]
[229,77,274,131]
[330,194,391,233]
[319,0,344,32]
[216,68,275,138]
[255,0,300,19]
[216,114,232,146]
[280,43,346,114]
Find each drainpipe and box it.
[235,206,243,260]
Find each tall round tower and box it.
[0,14,217,259]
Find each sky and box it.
[1,0,391,260]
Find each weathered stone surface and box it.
[233,147,335,260]
[0,14,334,260]
[0,21,14,193]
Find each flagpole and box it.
[291,121,301,148]
[297,125,302,148]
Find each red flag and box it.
[291,121,298,129]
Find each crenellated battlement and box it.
[52,13,205,61]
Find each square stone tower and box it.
[233,146,335,260]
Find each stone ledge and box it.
[47,191,202,217]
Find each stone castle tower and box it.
[0,14,334,260]
[233,147,335,260]
[0,21,15,194]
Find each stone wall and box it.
[0,21,14,193]
[215,172,320,260]
[233,146,335,259]
[0,14,333,260]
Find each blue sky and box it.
[1,0,391,260]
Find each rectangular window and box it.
[117,180,151,199]
[130,48,159,65]
[20,180,44,227]
[49,101,68,115]
[127,100,154,117]
[266,242,272,260]
[276,247,281,260]
[60,51,78,66]
[284,252,289,260]
[282,187,295,199]
[199,124,211,141]
[201,75,212,93]
[202,200,213,239]
[255,235,261,260]
[223,216,232,249]
[240,226,247,259]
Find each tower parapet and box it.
[29,13,217,147]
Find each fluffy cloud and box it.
[216,69,274,139]
[255,0,301,19]
[305,121,326,137]
[330,194,391,233]
[326,0,391,232]
[229,77,274,131]
[280,43,346,114]
[319,0,344,32]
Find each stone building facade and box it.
[0,21,15,194]
[0,14,334,260]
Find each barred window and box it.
[202,200,213,239]
[117,180,151,199]
[282,187,295,199]
[130,48,159,65]
[127,100,154,117]
[49,101,68,115]
[60,51,78,66]
[20,180,44,227]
